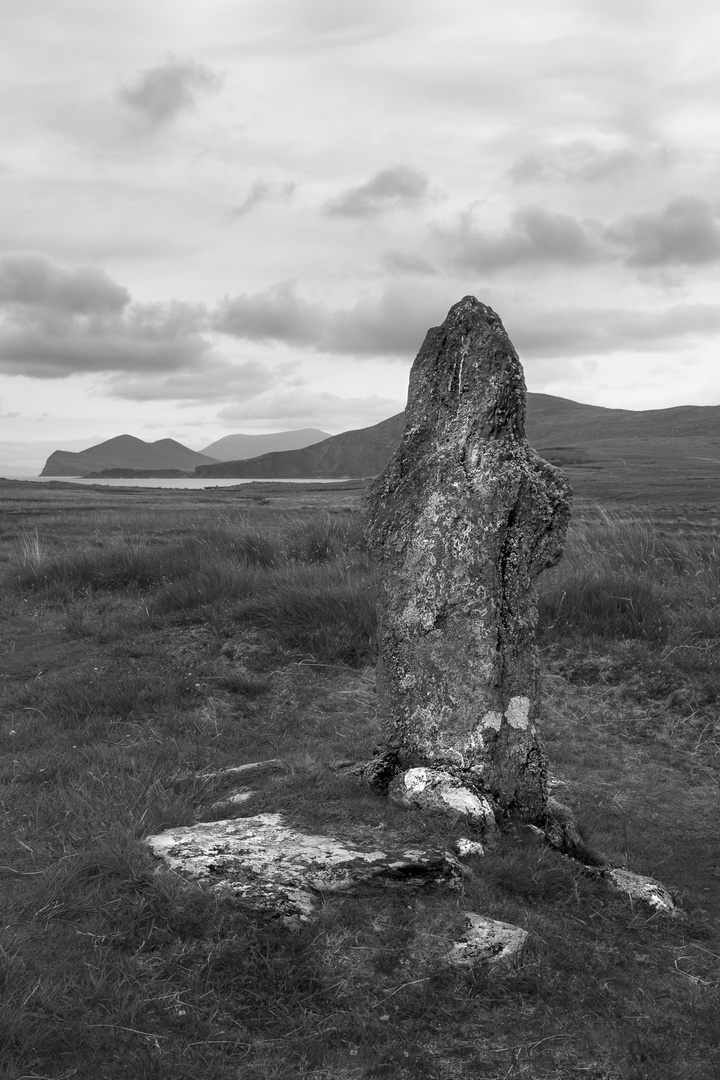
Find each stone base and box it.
[387,767,499,838]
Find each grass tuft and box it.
[235,561,376,664]
[539,572,669,641]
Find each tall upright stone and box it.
[365,297,571,823]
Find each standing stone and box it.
[365,297,571,822]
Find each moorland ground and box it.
[0,477,719,1079]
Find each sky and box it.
[1,0,719,472]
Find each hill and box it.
[194,414,405,480]
[523,393,720,442]
[41,436,219,477]
[193,393,720,505]
[200,429,331,461]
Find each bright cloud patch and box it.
[324,166,431,218]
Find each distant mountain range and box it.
[41,436,219,477]
[39,398,720,505]
[193,393,720,479]
[201,429,329,460]
[40,429,329,477]
[194,414,405,480]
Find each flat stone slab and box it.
[146,813,462,919]
[446,913,529,968]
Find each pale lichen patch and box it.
[481,710,503,731]
[505,696,530,729]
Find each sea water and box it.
[1,476,343,490]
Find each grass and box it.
[0,481,718,1078]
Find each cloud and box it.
[215,281,324,345]
[0,305,212,380]
[229,180,297,219]
[323,166,431,218]
[606,197,720,267]
[216,389,404,432]
[381,250,437,276]
[320,286,436,356]
[435,205,603,271]
[215,280,720,366]
[510,141,672,184]
[103,359,273,403]
[282,0,414,44]
[511,303,720,358]
[432,197,720,274]
[0,253,129,314]
[0,254,214,379]
[119,56,220,126]
[214,280,440,357]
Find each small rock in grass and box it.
[446,913,529,968]
[604,868,677,914]
[454,837,485,858]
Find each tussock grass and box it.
[540,571,669,641]
[234,561,377,664]
[11,539,172,599]
[16,664,201,726]
[147,558,262,615]
[1,491,719,1078]
[539,508,720,645]
[284,513,367,563]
